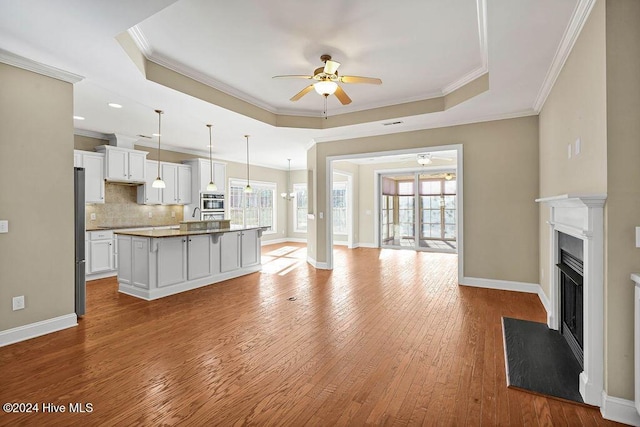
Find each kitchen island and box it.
[115,226,268,300]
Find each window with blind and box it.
[293,183,307,232]
[229,179,276,233]
[332,181,348,235]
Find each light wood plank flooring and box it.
[0,243,621,426]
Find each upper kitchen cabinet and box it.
[137,160,162,205]
[160,163,192,205]
[74,150,105,204]
[95,146,147,183]
[182,158,226,198]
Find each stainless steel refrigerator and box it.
[74,167,86,317]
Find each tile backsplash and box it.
[85,183,184,227]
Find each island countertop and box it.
[114,225,268,238]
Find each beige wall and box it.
[603,0,640,400]
[0,64,75,330]
[308,116,540,283]
[538,0,607,297]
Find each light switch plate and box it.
[0,220,8,233]
[636,227,640,248]
[567,144,572,159]
[575,137,581,155]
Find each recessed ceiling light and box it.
[73,115,85,120]
[108,103,123,109]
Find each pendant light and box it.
[206,124,217,191]
[152,109,165,189]
[281,158,295,201]
[244,135,252,193]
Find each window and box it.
[293,183,307,233]
[419,178,456,240]
[332,181,348,235]
[229,179,276,233]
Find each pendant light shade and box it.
[244,135,252,193]
[206,124,217,191]
[281,158,295,200]
[152,109,166,189]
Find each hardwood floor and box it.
[0,243,621,426]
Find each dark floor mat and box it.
[502,317,583,403]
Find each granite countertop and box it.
[114,225,269,238]
[86,224,180,231]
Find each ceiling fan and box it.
[417,153,454,165]
[272,54,382,105]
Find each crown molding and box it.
[0,48,84,84]
[442,0,488,96]
[74,128,110,140]
[533,0,596,112]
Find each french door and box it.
[380,172,457,252]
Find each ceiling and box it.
[0,0,581,170]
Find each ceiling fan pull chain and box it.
[324,94,328,119]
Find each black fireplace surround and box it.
[556,232,584,368]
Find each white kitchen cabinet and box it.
[137,160,162,205]
[220,231,241,273]
[96,145,147,183]
[187,235,211,280]
[74,150,105,204]
[182,158,226,199]
[160,162,191,205]
[117,235,132,286]
[241,229,260,267]
[88,230,114,273]
[157,237,187,287]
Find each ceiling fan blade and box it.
[272,75,313,79]
[323,60,340,75]
[290,84,315,101]
[334,85,352,105]
[340,75,382,85]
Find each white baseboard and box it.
[307,256,329,270]
[356,243,378,248]
[601,391,640,426]
[86,271,117,281]
[284,237,307,243]
[0,313,77,347]
[261,237,289,245]
[537,286,551,315]
[460,276,541,294]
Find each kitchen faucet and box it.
[192,206,200,218]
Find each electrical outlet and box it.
[0,220,8,233]
[90,213,96,221]
[148,212,153,218]
[12,295,25,311]
[171,212,176,218]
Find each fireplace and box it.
[536,193,605,407]
[556,236,584,368]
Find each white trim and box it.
[0,48,84,83]
[282,237,307,244]
[533,0,597,112]
[537,193,606,407]
[538,286,552,316]
[600,392,640,426]
[74,128,110,140]
[356,242,378,248]
[0,314,77,347]
[442,0,488,95]
[86,271,117,281]
[460,276,541,294]
[261,237,289,245]
[306,256,329,270]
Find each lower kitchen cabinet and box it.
[115,227,265,300]
[87,230,114,274]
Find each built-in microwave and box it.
[201,192,224,211]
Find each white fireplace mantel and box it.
[536,193,606,407]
